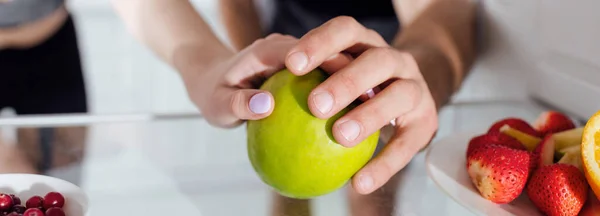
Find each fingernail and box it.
[358,174,373,192]
[249,93,271,114]
[338,120,360,141]
[288,52,308,72]
[312,92,333,114]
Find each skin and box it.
[0,5,68,49]
[220,0,263,51]
[0,3,87,176]
[1,0,476,214]
[219,0,476,191]
[219,0,476,215]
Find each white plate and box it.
[425,131,542,216]
[0,174,88,216]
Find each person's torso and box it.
[268,0,400,43]
[283,0,397,19]
[0,0,67,49]
[0,0,64,27]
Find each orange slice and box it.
[582,110,600,200]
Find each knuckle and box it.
[282,34,297,40]
[379,155,397,181]
[334,72,359,96]
[388,81,418,109]
[328,16,362,37]
[404,82,421,108]
[405,81,421,99]
[365,28,386,45]
[359,104,387,128]
[229,91,246,117]
[360,48,397,77]
[332,16,359,27]
[265,33,283,40]
[424,108,439,131]
[371,47,396,63]
[250,38,266,47]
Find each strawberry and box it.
[467,144,530,204]
[534,111,576,136]
[466,132,526,158]
[526,164,588,216]
[530,134,556,172]
[580,192,600,216]
[488,117,540,137]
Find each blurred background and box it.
[53,0,599,119]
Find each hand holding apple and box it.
[284,16,439,195]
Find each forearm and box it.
[220,0,263,51]
[110,0,233,77]
[392,0,477,109]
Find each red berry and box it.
[12,204,25,214]
[25,196,43,209]
[46,207,65,216]
[8,195,20,206]
[43,192,65,209]
[23,208,44,216]
[0,194,13,211]
[488,117,540,137]
[6,212,19,216]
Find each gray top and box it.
[0,0,64,27]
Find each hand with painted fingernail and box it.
[285,16,439,195]
[181,34,299,128]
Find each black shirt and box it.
[268,0,401,43]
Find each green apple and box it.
[246,68,380,199]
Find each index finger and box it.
[285,16,388,75]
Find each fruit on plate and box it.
[583,110,600,201]
[553,127,584,157]
[488,117,540,137]
[557,145,583,172]
[246,69,380,199]
[530,135,556,171]
[466,132,526,158]
[0,194,13,211]
[43,192,65,209]
[580,193,600,216]
[559,144,581,156]
[464,111,591,213]
[25,196,43,209]
[466,144,530,204]
[534,110,577,136]
[526,163,588,216]
[0,192,67,216]
[500,125,542,151]
[46,207,66,216]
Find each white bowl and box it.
[0,174,88,216]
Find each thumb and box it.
[228,89,274,121]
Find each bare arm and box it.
[393,0,477,109]
[110,0,233,79]
[219,0,264,50]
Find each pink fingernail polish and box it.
[249,93,271,114]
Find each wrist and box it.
[171,42,234,83]
[397,43,455,111]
